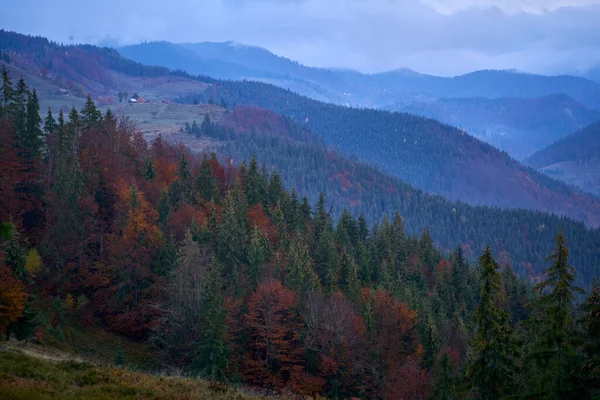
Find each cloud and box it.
[2,0,600,75]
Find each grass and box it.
[0,348,274,400]
[100,102,225,152]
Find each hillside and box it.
[3,30,600,227]
[121,41,600,109]
[0,347,269,400]
[0,30,211,103]
[108,102,600,287]
[195,80,600,227]
[527,121,600,196]
[394,94,600,160]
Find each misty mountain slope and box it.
[394,95,600,159]
[527,121,600,195]
[108,101,600,286]
[184,80,600,227]
[121,41,600,107]
[4,29,600,227]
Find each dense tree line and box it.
[181,105,600,288]
[1,70,599,399]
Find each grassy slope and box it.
[0,347,272,400]
[527,121,600,196]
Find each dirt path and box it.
[4,341,89,364]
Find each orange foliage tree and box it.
[0,266,27,339]
[104,181,163,337]
[242,281,308,392]
[362,288,420,397]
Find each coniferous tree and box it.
[581,281,600,396]
[197,154,219,203]
[467,246,518,400]
[434,352,458,400]
[245,157,266,205]
[81,96,102,129]
[247,225,270,290]
[190,259,229,380]
[285,235,320,296]
[527,230,585,399]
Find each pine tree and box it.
[433,352,458,400]
[528,229,585,399]
[190,259,229,380]
[196,154,219,203]
[581,281,600,395]
[466,246,518,400]
[171,155,195,206]
[339,248,360,303]
[81,96,102,129]
[285,236,320,295]
[245,157,266,205]
[1,65,13,111]
[247,225,270,290]
[217,181,247,294]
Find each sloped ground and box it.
[0,344,279,400]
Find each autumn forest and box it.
[0,66,600,400]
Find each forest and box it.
[1,67,600,399]
[183,105,600,288]
[177,80,600,228]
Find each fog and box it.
[2,0,600,75]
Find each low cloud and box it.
[2,0,600,75]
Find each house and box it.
[128,98,138,103]
[57,88,68,96]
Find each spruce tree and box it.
[467,246,518,400]
[528,230,585,399]
[247,225,269,290]
[190,259,229,380]
[434,352,458,400]
[581,281,600,396]
[81,96,102,129]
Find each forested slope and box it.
[181,81,600,227]
[1,78,599,400]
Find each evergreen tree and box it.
[171,155,195,206]
[528,230,585,399]
[467,246,518,400]
[434,352,458,400]
[189,259,229,380]
[245,157,266,205]
[247,225,270,290]
[217,181,247,294]
[285,235,320,295]
[581,281,600,396]
[1,64,13,111]
[339,248,361,303]
[196,154,219,203]
[81,96,102,129]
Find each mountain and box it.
[121,41,600,108]
[189,80,600,227]
[120,41,600,160]
[526,121,600,196]
[3,29,600,227]
[393,94,600,159]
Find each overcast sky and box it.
[2,0,600,75]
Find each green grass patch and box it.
[0,349,271,400]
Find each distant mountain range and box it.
[120,41,600,160]
[393,95,600,159]
[3,29,600,227]
[527,121,600,196]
